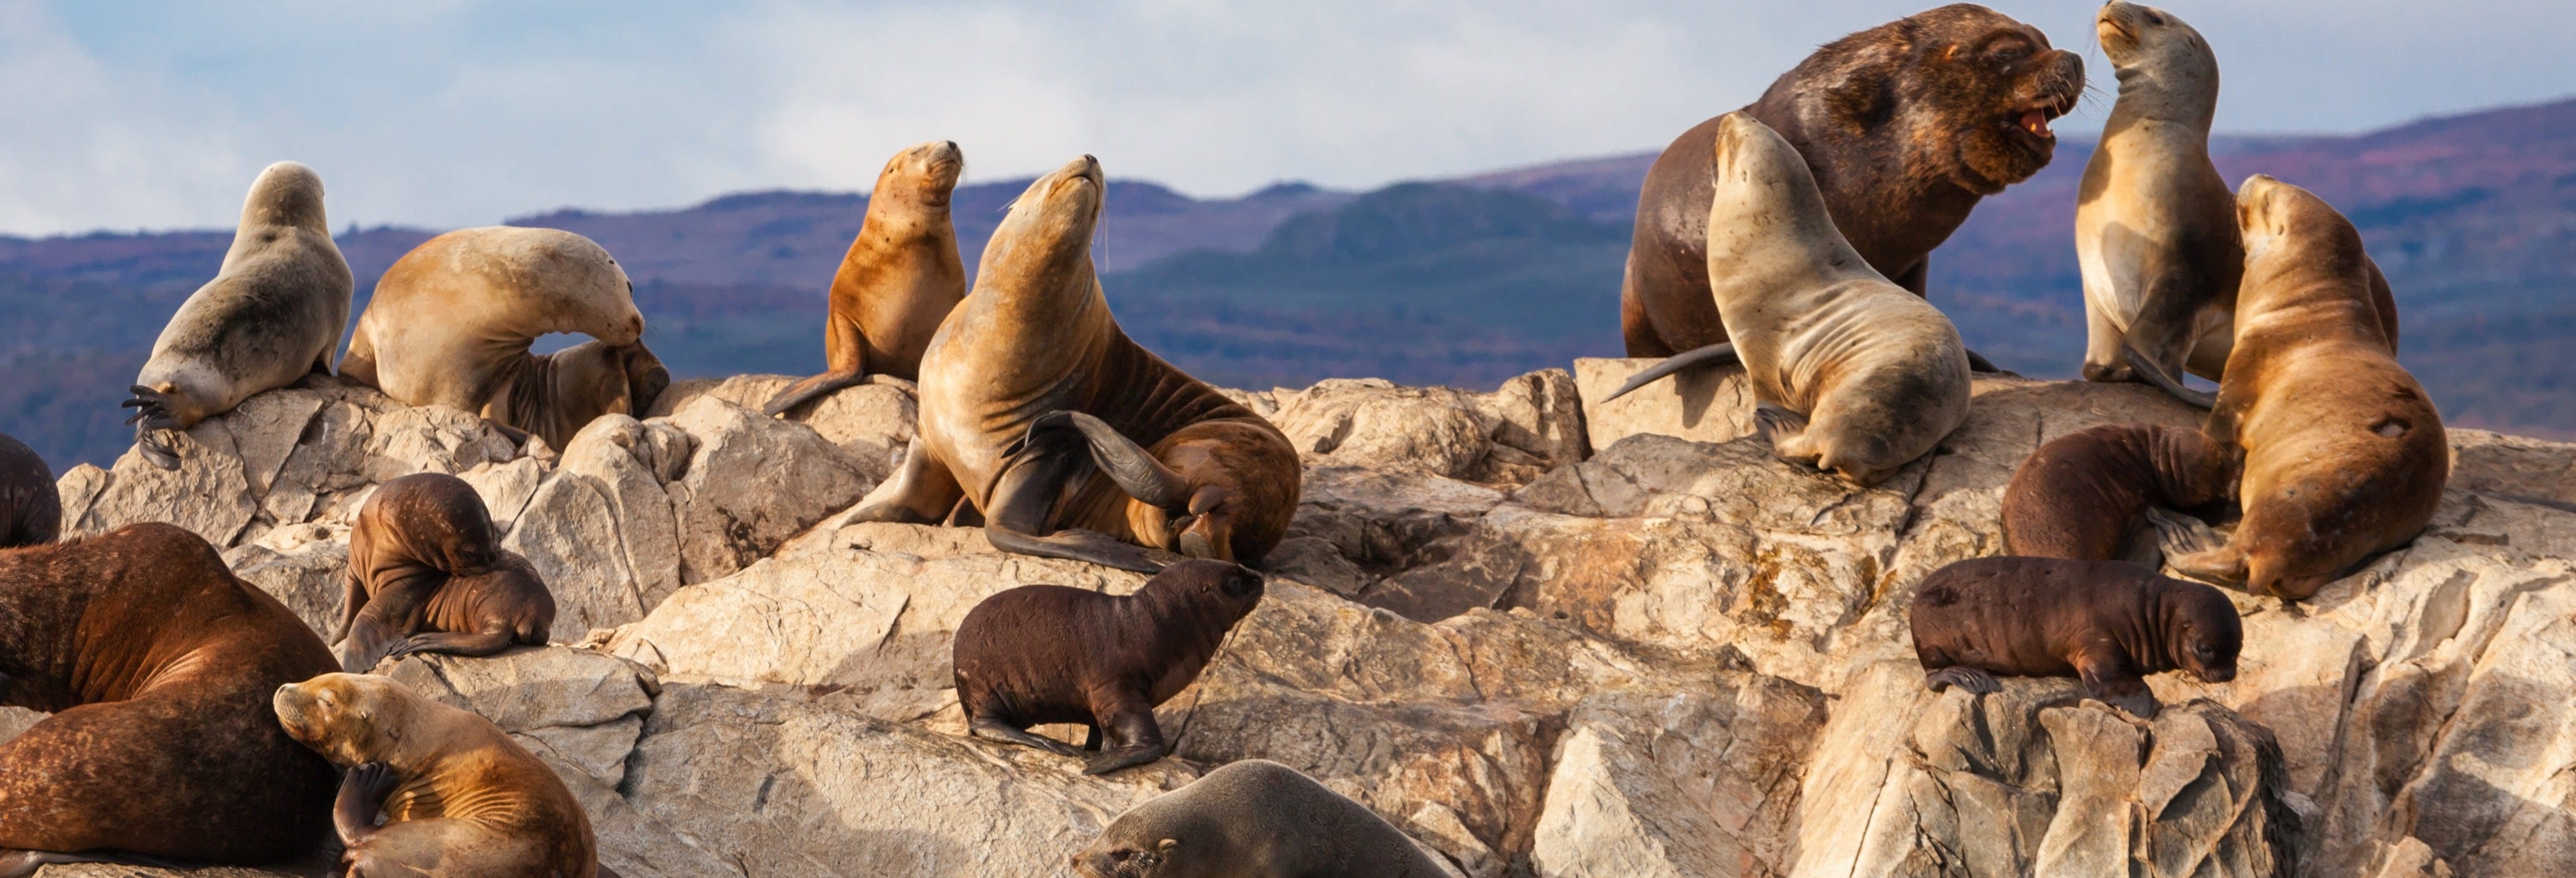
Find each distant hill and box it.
[3,97,2570,470]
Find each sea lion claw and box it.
[1602,342,1740,402]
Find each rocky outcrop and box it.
[14,362,2576,877]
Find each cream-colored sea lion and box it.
[850,156,1302,573]
[2152,176,2446,600]
[2075,1,2240,406]
[125,161,354,470]
[341,226,669,451]
[764,140,967,415]
[1604,113,1972,486]
[337,473,556,672]
[1622,4,2082,370]
[1069,759,1453,878]
[273,673,605,878]
[1911,556,2240,718]
[0,523,339,877]
[0,432,56,547]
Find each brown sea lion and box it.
[341,226,670,451]
[2076,1,2242,407]
[764,140,967,415]
[1071,759,1453,878]
[850,156,1302,573]
[0,523,339,877]
[955,559,1264,775]
[0,433,57,548]
[2147,176,2446,600]
[125,161,354,470]
[2001,423,2236,562]
[273,673,604,878]
[1910,555,2240,718]
[1606,113,1971,486]
[336,473,556,672]
[1621,4,2081,369]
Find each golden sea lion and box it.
[765,140,967,415]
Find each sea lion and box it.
[1909,555,2240,718]
[955,559,1264,775]
[0,523,339,877]
[124,161,354,470]
[2149,176,2446,600]
[1604,113,1971,486]
[341,226,670,451]
[764,140,968,415]
[0,433,56,548]
[2075,1,2241,407]
[336,473,556,672]
[1621,4,2081,367]
[2001,423,2236,562]
[849,156,1302,573]
[1069,759,1453,878]
[273,673,604,878]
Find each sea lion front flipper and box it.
[1018,411,1191,509]
[384,631,517,661]
[1083,691,1171,775]
[985,431,1176,573]
[1601,342,1740,402]
[1923,666,2000,695]
[2076,647,2160,719]
[2123,346,2217,409]
[763,368,864,418]
[968,717,1083,757]
[847,437,965,525]
[334,761,400,845]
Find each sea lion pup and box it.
[341,226,670,451]
[2001,423,2236,562]
[0,432,57,547]
[0,523,339,877]
[2075,1,2241,407]
[1621,4,2081,368]
[1605,114,1972,486]
[954,559,1264,775]
[849,155,1302,572]
[1910,556,2240,719]
[125,161,354,470]
[273,673,605,878]
[336,473,556,672]
[1070,759,1452,878]
[764,140,968,416]
[2150,176,2446,600]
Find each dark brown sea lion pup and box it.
[1071,759,1452,878]
[850,155,1302,573]
[1621,4,2081,369]
[1910,556,2240,718]
[273,673,608,878]
[2146,176,2446,600]
[0,523,339,877]
[0,433,57,547]
[2001,423,2236,562]
[125,161,354,470]
[337,473,556,672]
[764,140,968,415]
[341,226,670,451]
[955,559,1264,775]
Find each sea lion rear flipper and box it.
[334,762,400,845]
[986,526,1177,574]
[848,437,965,525]
[1017,411,1191,509]
[763,369,864,417]
[2146,507,2249,590]
[1084,693,1172,775]
[384,631,517,661]
[1601,342,1740,402]
[968,717,1083,757]
[1924,666,2000,695]
[121,385,184,471]
[2123,346,2216,409]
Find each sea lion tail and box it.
[2122,345,2217,409]
[1020,411,1193,509]
[1601,342,1740,402]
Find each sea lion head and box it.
[273,673,426,768]
[358,473,502,577]
[1808,353,1966,486]
[984,155,1105,278]
[1141,558,1266,619]
[242,161,331,234]
[539,339,668,427]
[1070,837,1180,878]
[875,140,966,210]
[1821,4,2082,194]
[2236,174,2372,309]
[2163,582,2243,682]
[2097,2,2217,108]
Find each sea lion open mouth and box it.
[2007,94,2076,143]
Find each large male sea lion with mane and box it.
[126,161,354,470]
[848,156,1302,573]
[337,473,557,672]
[0,523,339,876]
[1910,555,2240,719]
[1070,759,1453,878]
[765,140,968,415]
[1622,4,2081,366]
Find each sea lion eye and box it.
[2144,11,2167,25]
[1988,39,2030,62]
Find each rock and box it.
[1267,370,1586,487]
[505,415,693,641]
[0,706,40,742]
[647,373,917,484]
[1573,357,1761,453]
[223,521,351,642]
[656,396,871,585]
[1530,684,1827,878]
[384,646,658,790]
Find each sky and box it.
[2,1,2570,235]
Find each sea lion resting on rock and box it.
[274,673,608,878]
[0,524,339,877]
[2001,423,2235,562]
[1622,3,2081,369]
[125,161,354,470]
[955,559,1264,775]
[2076,0,2241,405]
[1070,759,1453,878]
[851,156,1302,572]
[1910,555,2239,718]
[2144,176,2445,600]
[0,432,57,547]
[765,140,967,415]
[1606,113,1972,486]
[341,226,670,451]
[337,473,556,672]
